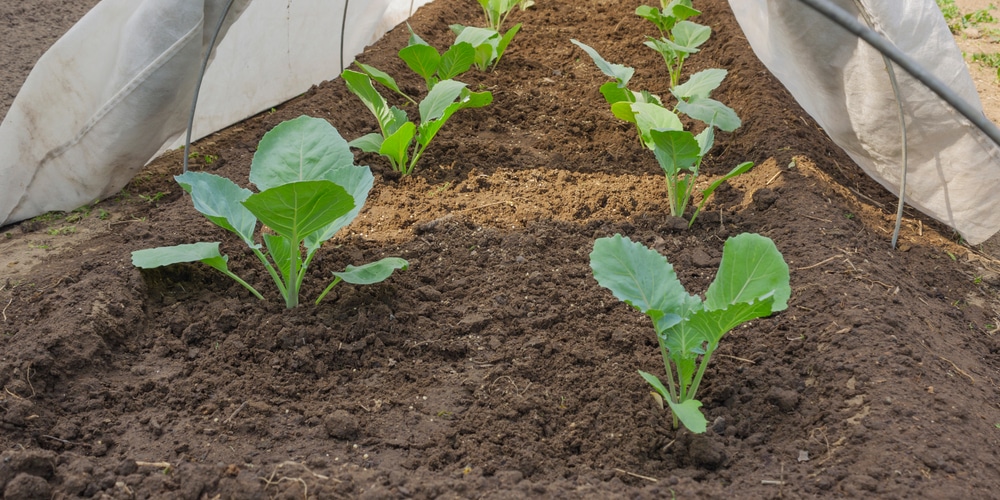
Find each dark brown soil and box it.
[4,0,1000,498]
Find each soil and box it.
[4,0,1000,498]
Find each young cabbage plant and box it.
[636,0,711,88]
[478,0,534,31]
[449,23,522,71]
[343,32,493,176]
[643,122,753,225]
[590,233,790,433]
[572,39,749,225]
[131,116,408,308]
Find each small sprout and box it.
[477,0,534,31]
[571,31,750,226]
[139,192,167,204]
[343,42,492,175]
[46,226,76,236]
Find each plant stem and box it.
[251,247,288,298]
[295,250,318,302]
[660,344,682,429]
[221,270,264,300]
[315,276,343,305]
[284,253,303,309]
[665,176,683,217]
[686,348,715,402]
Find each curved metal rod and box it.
[795,0,1000,248]
[794,0,1000,147]
[340,0,350,74]
[183,0,237,173]
[850,0,909,249]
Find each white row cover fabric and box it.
[0,0,431,227]
[729,0,1000,244]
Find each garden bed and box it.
[3,0,1000,498]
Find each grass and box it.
[971,51,1000,79]
[938,0,997,33]
[138,192,168,204]
[45,226,76,236]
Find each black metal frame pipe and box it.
[793,0,1000,148]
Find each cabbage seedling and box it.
[571,40,749,225]
[477,0,534,32]
[590,233,790,433]
[636,0,711,88]
[131,116,408,308]
[449,23,522,71]
[343,35,492,176]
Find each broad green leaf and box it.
[341,70,394,135]
[695,127,715,156]
[478,0,501,29]
[417,88,492,149]
[494,23,522,68]
[638,370,671,401]
[380,121,416,169]
[677,97,741,132]
[636,90,663,106]
[474,43,495,70]
[590,234,695,330]
[439,42,476,80]
[304,166,375,252]
[349,133,384,154]
[600,82,635,105]
[250,116,357,191]
[610,102,638,124]
[386,107,409,136]
[684,296,777,350]
[571,39,634,86]
[406,23,430,46]
[630,103,683,146]
[132,242,226,270]
[333,257,410,285]
[354,63,402,96]
[458,88,494,108]
[704,233,791,312]
[668,0,701,20]
[673,21,712,50]
[263,233,294,284]
[665,398,707,433]
[399,44,441,85]
[354,62,413,104]
[455,26,501,47]
[242,181,354,246]
[635,6,674,32]
[645,37,696,58]
[420,80,468,123]
[174,171,256,245]
[673,68,727,100]
[649,129,701,176]
[657,295,708,362]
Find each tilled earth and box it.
[3,0,1000,498]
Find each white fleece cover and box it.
[729,0,1000,244]
[0,0,431,226]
